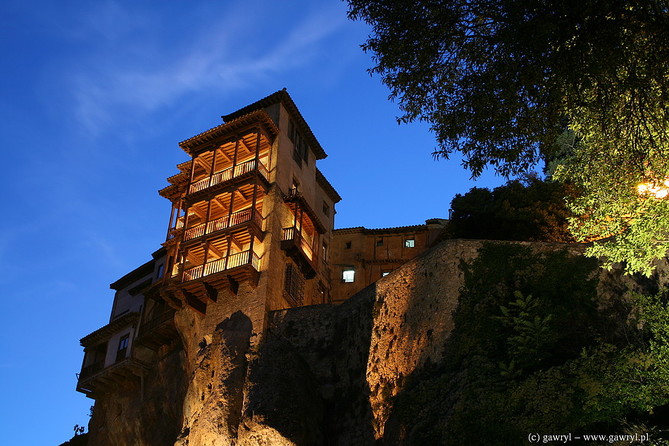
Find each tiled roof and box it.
[334,224,429,235]
[316,168,342,203]
[178,109,279,155]
[221,89,327,160]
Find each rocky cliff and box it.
[86,239,669,445]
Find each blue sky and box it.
[0,1,504,444]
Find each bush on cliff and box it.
[448,177,578,243]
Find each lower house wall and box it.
[87,342,186,446]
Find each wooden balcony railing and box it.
[184,224,206,240]
[183,209,262,241]
[79,361,104,380]
[282,227,314,261]
[77,357,149,396]
[182,250,261,282]
[139,309,175,335]
[188,159,268,195]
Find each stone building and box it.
[156,89,341,320]
[76,248,168,398]
[76,90,345,443]
[75,90,447,445]
[330,220,447,303]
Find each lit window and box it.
[405,238,415,248]
[382,271,390,277]
[342,268,355,283]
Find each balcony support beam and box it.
[203,281,218,303]
[227,275,239,295]
[181,289,206,315]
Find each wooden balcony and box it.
[79,361,104,381]
[281,227,317,278]
[167,250,261,314]
[182,250,260,282]
[135,309,178,351]
[183,208,262,242]
[187,159,269,197]
[76,356,149,398]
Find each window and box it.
[376,239,383,247]
[405,238,415,248]
[284,263,304,306]
[345,241,352,249]
[342,268,355,283]
[156,263,165,278]
[382,271,390,277]
[118,335,129,351]
[289,121,309,165]
[322,201,330,216]
[322,242,328,261]
[116,334,129,363]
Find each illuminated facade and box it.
[330,220,448,303]
[74,91,448,445]
[76,90,341,399]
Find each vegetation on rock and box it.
[389,244,669,444]
[448,177,577,242]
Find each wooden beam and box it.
[217,149,232,163]
[196,154,212,173]
[160,288,184,310]
[190,206,207,220]
[208,244,225,258]
[236,188,249,201]
[230,236,243,252]
[238,138,251,154]
[226,275,239,295]
[211,196,229,213]
[202,282,218,302]
[181,289,206,315]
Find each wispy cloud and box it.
[69,2,349,135]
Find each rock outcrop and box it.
[86,239,667,445]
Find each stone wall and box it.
[250,239,668,444]
[258,239,485,444]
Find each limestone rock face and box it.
[86,240,669,445]
[262,239,484,444]
[175,311,253,446]
[240,336,325,445]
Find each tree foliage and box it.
[347,0,669,176]
[348,0,669,274]
[448,177,577,242]
[551,131,669,276]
